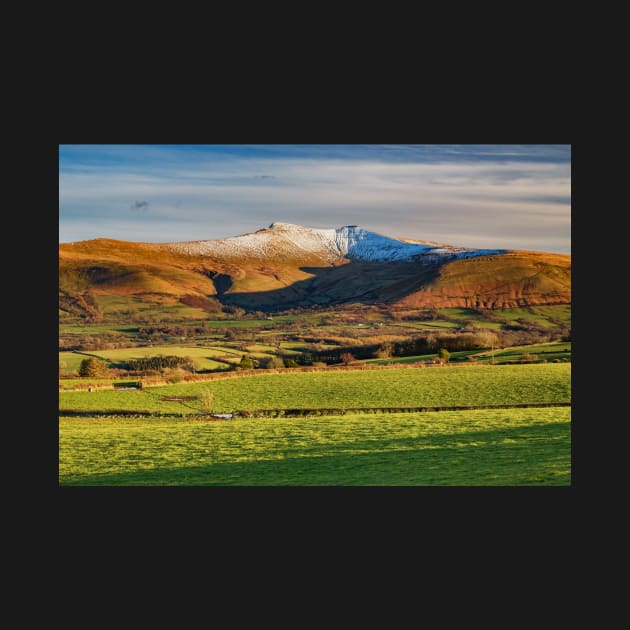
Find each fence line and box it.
[60,401,571,418]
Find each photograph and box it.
[58,144,571,486]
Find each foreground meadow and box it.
[59,363,571,415]
[59,407,571,486]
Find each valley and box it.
[58,222,571,486]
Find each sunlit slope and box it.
[59,227,570,315]
[395,251,571,309]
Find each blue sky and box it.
[59,144,571,253]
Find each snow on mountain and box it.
[334,225,432,261]
[165,222,505,263]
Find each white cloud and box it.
[59,153,571,253]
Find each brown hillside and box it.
[395,251,571,309]
[59,236,571,313]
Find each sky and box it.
[59,144,571,253]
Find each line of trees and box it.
[125,355,194,371]
[137,325,208,339]
[305,331,501,364]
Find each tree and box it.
[300,352,314,365]
[199,388,214,413]
[373,343,393,359]
[476,331,499,349]
[438,348,450,363]
[126,355,193,372]
[283,358,299,368]
[239,355,255,370]
[78,357,108,377]
[476,331,499,363]
[259,356,285,369]
[340,352,356,365]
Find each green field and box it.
[365,342,571,366]
[59,364,570,415]
[498,305,572,328]
[60,345,237,375]
[60,323,140,336]
[95,295,210,321]
[59,339,319,376]
[391,320,461,330]
[203,316,297,327]
[59,407,571,486]
[60,378,140,388]
[59,351,90,373]
[438,305,571,328]
[475,342,572,362]
[365,350,481,365]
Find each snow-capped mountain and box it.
[60,223,571,312]
[166,222,505,263]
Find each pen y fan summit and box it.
[165,222,504,263]
[59,222,571,315]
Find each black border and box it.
[50,97,576,548]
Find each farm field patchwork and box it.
[59,407,571,486]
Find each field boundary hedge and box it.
[60,401,571,418]
[59,361,496,391]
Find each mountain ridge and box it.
[59,222,571,316]
[161,222,507,263]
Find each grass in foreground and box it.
[59,407,571,486]
[59,363,571,415]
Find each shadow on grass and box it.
[61,422,571,487]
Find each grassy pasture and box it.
[59,351,89,374]
[59,364,570,415]
[60,378,140,388]
[95,295,210,321]
[59,344,248,376]
[498,304,571,327]
[391,321,461,331]
[365,350,481,365]
[434,305,570,329]
[60,323,141,336]
[474,342,571,362]
[437,308,502,326]
[365,341,571,366]
[64,345,237,372]
[59,407,571,486]
[204,316,297,327]
[279,341,335,354]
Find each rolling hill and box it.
[59,222,571,318]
